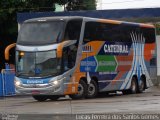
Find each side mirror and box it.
[5,43,16,61]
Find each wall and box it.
[157,35,160,85]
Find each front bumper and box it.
[15,79,64,95]
[15,84,64,95]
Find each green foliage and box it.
[0,0,97,36]
[54,0,97,11]
[83,0,97,10]
[0,0,62,35]
[154,23,160,35]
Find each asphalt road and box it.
[1,86,160,120]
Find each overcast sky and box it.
[97,0,160,10]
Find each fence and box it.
[0,69,15,96]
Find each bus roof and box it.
[24,16,155,29]
[24,16,83,23]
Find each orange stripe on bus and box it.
[140,24,155,28]
[117,65,131,71]
[87,41,105,56]
[64,60,86,95]
[98,19,122,24]
[57,41,70,58]
[64,72,86,95]
[116,51,133,71]
[144,43,155,61]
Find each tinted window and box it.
[17,21,64,45]
[64,20,82,41]
[83,22,155,44]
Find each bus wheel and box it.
[32,95,47,102]
[138,77,145,93]
[86,80,98,98]
[49,95,59,101]
[69,80,87,99]
[130,77,138,94]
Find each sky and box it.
[97,0,160,10]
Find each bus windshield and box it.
[16,50,62,78]
[17,21,64,45]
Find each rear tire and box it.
[130,77,138,94]
[69,80,87,99]
[138,77,145,93]
[86,80,98,99]
[32,95,47,102]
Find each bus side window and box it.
[62,45,77,71]
[83,22,112,43]
[83,22,97,44]
[64,20,82,42]
[62,48,69,71]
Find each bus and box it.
[14,16,156,101]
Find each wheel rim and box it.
[140,80,144,91]
[77,84,84,96]
[131,80,136,92]
[88,83,95,96]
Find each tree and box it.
[154,23,160,35]
[0,0,56,70]
[83,0,97,10]
[54,0,97,11]
[0,0,97,36]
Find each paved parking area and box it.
[0,86,160,119]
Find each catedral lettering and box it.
[5,16,156,101]
[104,44,128,54]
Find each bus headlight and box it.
[49,77,65,86]
[49,77,66,86]
[53,80,58,85]
[49,80,59,86]
[14,79,22,87]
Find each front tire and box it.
[69,80,87,100]
[49,95,60,101]
[32,95,47,102]
[86,80,98,98]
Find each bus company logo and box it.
[104,43,129,55]
[27,80,44,84]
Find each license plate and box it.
[31,90,40,95]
